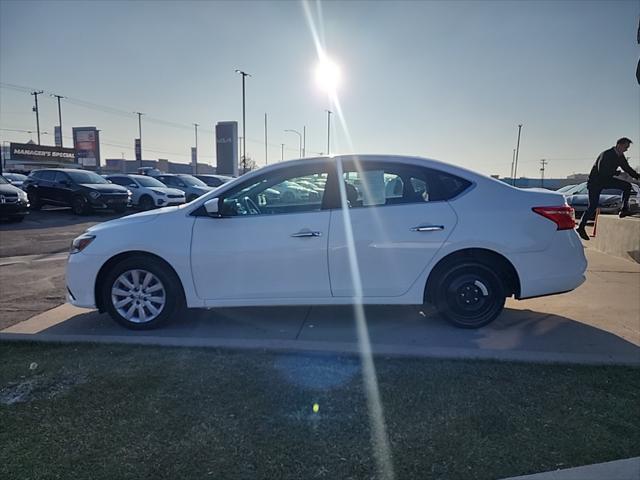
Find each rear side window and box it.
[426,170,472,201]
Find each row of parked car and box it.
[556,182,640,217]
[0,169,235,221]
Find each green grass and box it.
[1,342,639,480]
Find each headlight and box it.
[70,234,96,254]
[89,191,101,199]
[126,189,132,197]
[150,189,167,196]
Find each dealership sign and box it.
[9,143,76,163]
[73,127,101,169]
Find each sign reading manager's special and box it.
[10,143,77,163]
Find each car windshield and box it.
[135,176,166,187]
[0,175,8,184]
[178,175,207,187]
[67,171,109,184]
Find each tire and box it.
[27,190,42,210]
[72,195,89,215]
[139,195,154,211]
[432,261,506,329]
[102,256,184,330]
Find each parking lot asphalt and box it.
[1,214,639,364]
[0,208,129,329]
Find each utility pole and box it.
[303,125,306,157]
[540,159,548,188]
[264,113,268,165]
[326,109,332,155]
[512,124,523,186]
[52,94,65,147]
[134,112,144,168]
[281,143,285,162]
[31,91,44,144]
[194,123,199,174]
[235,69,251,174]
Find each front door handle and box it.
[410,225,445,232]
[291,230,322,238]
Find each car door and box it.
[37,170,57,203]
[328,159,459,297]
[52,171,73,205]
[190,161,336,301]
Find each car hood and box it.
[81,183,129,193]
[0,184,22,195]
[150,187,184,196]
[567,194,620,204]
[86,205,181,233]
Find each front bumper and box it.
[88,196,130,210]
[0,200,30,217]
[66,251,101,308]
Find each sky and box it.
[1,0,639,178]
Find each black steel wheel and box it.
[433,261,506,328]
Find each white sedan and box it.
[66,155,587,330]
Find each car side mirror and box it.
[129,183,138,188]
[204,198,220,216]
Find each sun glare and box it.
[315,57,341,93]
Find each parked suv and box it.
[23,168,131,215]
[194,174,234,188]
[0,174,30,221]
[106,174,186,210]
[155,174,213,202]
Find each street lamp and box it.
[325,109,332,155]
[235,69,251,174]
[284,129,302,158]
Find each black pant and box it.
[578,177,632,229]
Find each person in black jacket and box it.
[576,138,639,240]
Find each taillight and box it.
[532,206,575,230]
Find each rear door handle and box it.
[410,225,444,232]
[291,230,322,238]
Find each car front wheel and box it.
[432,261,506,329]
[102,256,183,330]
[72,195,89,215]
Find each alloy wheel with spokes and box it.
[103,256,184,329]
[111,269,166,324]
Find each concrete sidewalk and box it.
[2,247,639,366]
[501,456,640,480]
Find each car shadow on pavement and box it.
[33,304,640,364]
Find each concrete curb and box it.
[500,456,640,480]
[2,331,640,366]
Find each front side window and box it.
[178,175,207,187]
[220,166,331,216]
[135,176,165,188]
[54,172,70,183]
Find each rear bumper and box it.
[510,230,587,299]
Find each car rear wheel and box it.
[102,256,183,330]
[432,261,506,328]
[72,195,89,215]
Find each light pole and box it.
[235,69,251,174]
[134,112,144,168]
[194,123,199,174]
[52,94,65,147]
[31,90,44,144]
[325,109,332,155]
[281,143,285,162]
[284,129,302,158]
[303,125,306,157]
[540,159,548,188]
[512,124,523,186]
